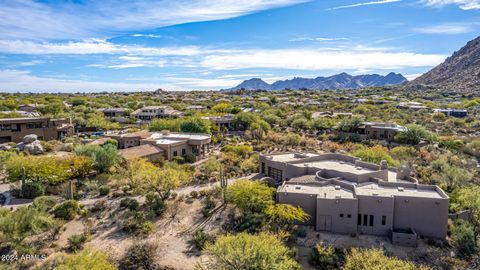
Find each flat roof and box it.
[149,132,210,141]
[300,160,374,175]
[120,144,164,159]
[267,153,320,162]
[281,184,354,199]
[356,183,442,199]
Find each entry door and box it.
[318,215,332,231]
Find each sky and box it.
[0,0,478,92]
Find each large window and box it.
[382,216,386,225]
[363,214,368,226]
[26,122,43,129]
[261,162,265,174]
[369,215,374,227]
[268,167,283,182]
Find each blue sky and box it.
[0,0,478,92]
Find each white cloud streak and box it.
[0,70,174,92]
[0,0,308,40]
[200,48,446,71]
[326,0,402,10]
[420,0,480,10]
[415,23,473,34]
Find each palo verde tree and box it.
[198,232,300,270]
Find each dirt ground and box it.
[52,194,232,270]
[294,226,451,269]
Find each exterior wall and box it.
[357,195,394,236]
[392,196,448,239]
[277,191,317,226]
[0,118,72,143]
[391,230,418,247]
[316,197,358,234]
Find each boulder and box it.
[16,142,26,151]
[23,134,38,144]
[0,144,11,151]
[24,140,44,155]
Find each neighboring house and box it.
[202,114,240,132]
[434,109,468,118]
[312,111,354,119]
[0,110,41,118]
[18,104,38,112]
[101,108,129,123]
[131,106,183,122]
[259,152,449,246]
[397,102,428,110]
[110,130,211,161]
[185,105,205,110]
[341,122,405,142]
[0,117,74,143]
[120,144,165,162]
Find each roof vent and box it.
[335,195,342,199]
[334,185,341,190]
[372,192,379,196]
[398,187,404,192]
[295,186,301,190]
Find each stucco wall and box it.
[357,195,394,236]
[316,197,358,234]
[393,196,448,239]
[277,191,317,226]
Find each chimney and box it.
[161,130,170,136]
[380,160,388,170]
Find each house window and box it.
[261,162,265,174]
[340,214,344,218]
[357,214,361,225]
[363,214,368,226]
[347,214,351,218]
[173,151,178,157]
[182,149,186,155]
[267,167,283,182]
[26,122,43,129]
[369,215,374,227]
[382,216,386,225]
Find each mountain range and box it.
[224,72,407,91]
[409,36,480,92]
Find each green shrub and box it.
[192,229,215,250]
[451,220,476,258]
[146,193,165,216]
[190,190,199,198]
[120,198,140,211]
[122,211,154,235]
[68,233,89,251]
[183,153,197,163]
[98,185,110,196]
[32,196,59,212]
[310,242,337,269]
[172,156,185,164]
[202,196,216,217]
[118,242,159,270]
[52,200,79,220]
[21,181,45,199]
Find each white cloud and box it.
[0,0,308,40]
[201,48,447,71]
[326,0,401,10]
[420,0,480,10]
[289,37,350,42]
[404,73,424,80]
[131,34,162,38]
[0,39,203,56]
[415,23,473,34]
[0,70,178,92]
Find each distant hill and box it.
[223,72,407,91]
[410,36,480,92]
